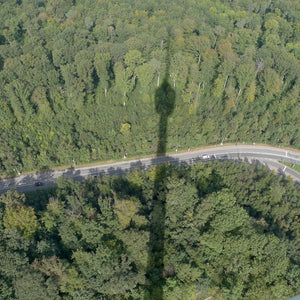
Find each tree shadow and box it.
[145,42,176,299]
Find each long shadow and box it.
[145,41,176,299]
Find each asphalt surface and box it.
[1,145,300,194]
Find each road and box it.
[1,145,300,194]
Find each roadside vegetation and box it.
[281,161,300,172]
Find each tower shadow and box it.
[145,42,176,299]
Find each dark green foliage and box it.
[14,270,59,300]
[0,0,299,174]
[0,161,299,299]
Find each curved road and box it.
[1,145,300,194]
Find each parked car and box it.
[34,181,43,186]
[201,154,210,159]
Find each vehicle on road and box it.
[1,145,299,194]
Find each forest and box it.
[0,0,299,175]
[1,1,300,299]
[0,161,300,299]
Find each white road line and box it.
[1,145,300,193]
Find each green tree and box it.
[136,62,155,91]
[114,61,134,106]
[14,270,59,300]
[75,50,94,92]
[3,205,38,240]
[94,52,111,97]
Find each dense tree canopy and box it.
[1,1,299,299]
[0,161,299,299]
[0,0,299,174]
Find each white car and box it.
[201,154,210,159]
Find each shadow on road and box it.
[145,39,176,300]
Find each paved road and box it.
[1,145,300,194]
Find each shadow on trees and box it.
[145,42,176,300]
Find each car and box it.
[201,154,210,159]
[34,181,43,186]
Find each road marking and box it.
[1,146,300,193]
